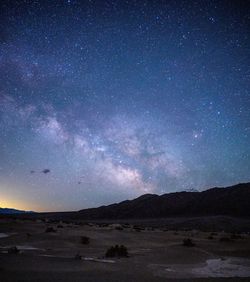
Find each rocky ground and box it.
[1,217,250,281]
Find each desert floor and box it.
[1,218,250,282]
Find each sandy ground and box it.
[1,218,250,281]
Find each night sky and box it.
[0,1,249,212]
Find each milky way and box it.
[0,1,249,211]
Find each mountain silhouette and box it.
[78,183,250,219]
[0,208,34,214]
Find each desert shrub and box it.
[100,223,109,227]
[115,226,123,231]
[61,220,69,224]
[207,235,214,240]
[57,224,63,228]
[8,246,20,254]
[74,253,82,260]
[230,233,242,240]
[219,237,232,242]
[133,226,144,232]
[81,236,90,244]
[45,227,57,233]
[182,238,195,247]
[105,245,128,258]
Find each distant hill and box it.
[0,208,34,214]
[78,183,250,219]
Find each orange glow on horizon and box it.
[1,197,30,211]
[0,196,46,212]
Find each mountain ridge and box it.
[0,208,34,214]
[78,182,250,219]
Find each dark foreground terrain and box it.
[1,216,250,282]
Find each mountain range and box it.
[0,208,34,214]
[78,183,250,219]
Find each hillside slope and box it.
[78,183,250,219]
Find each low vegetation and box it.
[8,246,20,254]
[115,226,123,231]
[81,236,90,244]
[74,253,82,260]
[133,226,144,232]
[182,238,195,247]
[230,233,242,240]
[45,227,57,233]
[105,245,128,258]
[219,237,232,242]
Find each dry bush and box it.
[8,246,20,254]
[182,238,195,247]
[230,233,242,240]
[74,253,82,260]
[81,236,90,244]
[105,245,128,258]
[45,227,57,233]
[219,237,232,242]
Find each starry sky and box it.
[0,0,249,212]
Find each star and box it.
[0,0,249,211]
